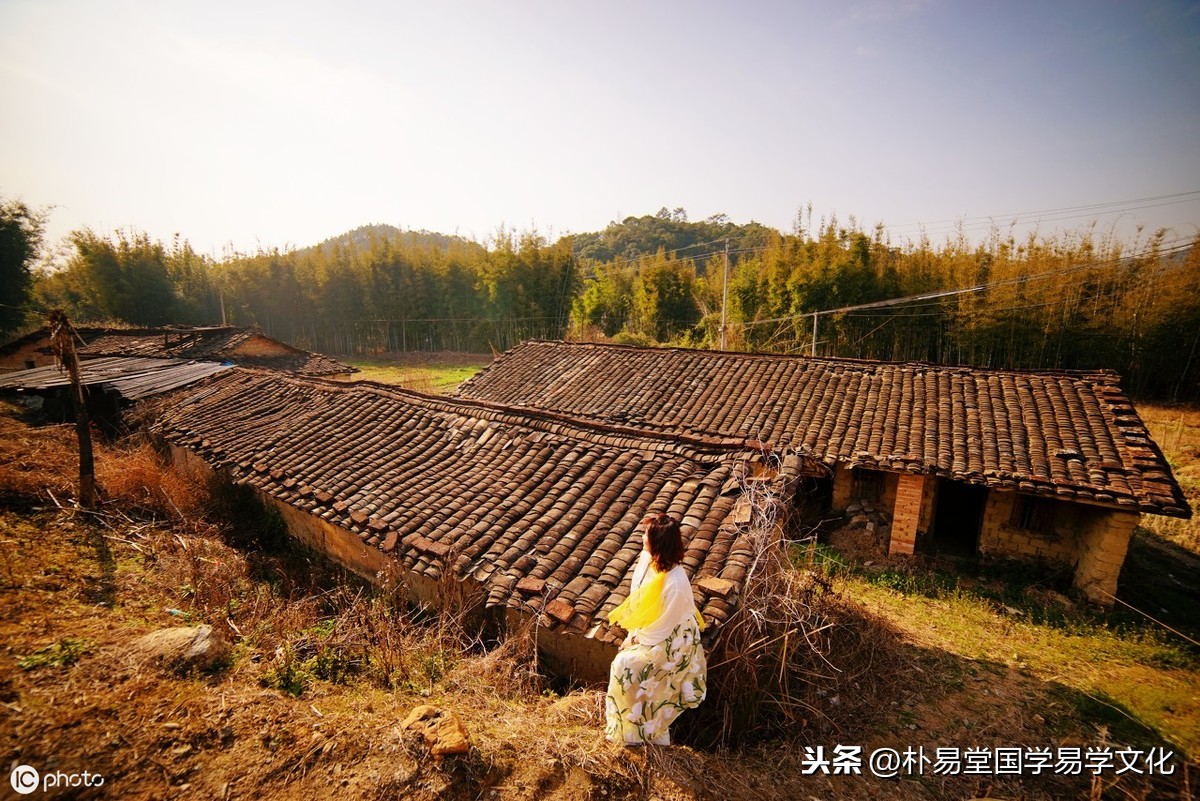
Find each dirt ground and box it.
[0,406,1196,800]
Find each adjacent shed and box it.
[457,340,1191,604]
[0,325,355,376]
[0,356,232,429]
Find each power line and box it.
[881,190,1200,237]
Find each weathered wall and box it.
[831,463,853,509]
[1071,509,1139,604]
[229,335,294,358]
[829,460,1139,606]
[977,488,1139,606]
[506,608,614,684]
[0,339,53,372]
[888,474,927,556]
[978,491,1079,564]
[165,442,614,678]
[269,502,392,582]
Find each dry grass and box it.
[1139,402,1200,554]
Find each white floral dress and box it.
[605,551,707,745]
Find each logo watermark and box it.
[9,764,104,794]
[10,765,39,795]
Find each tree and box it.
[71,230,178,325]
[0,198,46,334]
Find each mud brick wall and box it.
[1072,509,1139,604]
[978,491,1078,564]
[888,474,927,556]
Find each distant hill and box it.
[306,212,783,273]
[300,224,487,257]
[565,208,779,273]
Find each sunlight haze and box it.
[1,0,1197,255]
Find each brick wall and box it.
[1073,510,1139,605]
[888,474,927,556]
[832,463,853,509]
[977,487,1139,606]
[979,491,1107,565]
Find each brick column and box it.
[1073,511,1138,605]
[832,463,853,509]
[889,473,927,556]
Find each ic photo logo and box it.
[10,765,38,795]
[9,763,105,794]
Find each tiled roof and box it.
[0,356,232,400]
[458,341,1190,519]
[0,326,354,375]
[76,327,354,375]
[153,370,801,644]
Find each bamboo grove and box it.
[28,211,1200,401]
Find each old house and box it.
[152,369,807,679]
[0,325,355,376]
[456,340,1191,605]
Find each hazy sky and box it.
[2,0,1198,257]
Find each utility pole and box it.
[48,309,95,509]
[719,238,730,350]
[811,312,818,357]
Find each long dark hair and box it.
[644,513,684,573]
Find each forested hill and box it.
[568,208,777,271]
[24,209,1200,401]
[301,224,486,259]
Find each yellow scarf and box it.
[607,567,706,632]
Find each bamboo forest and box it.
[20,207,1200,401]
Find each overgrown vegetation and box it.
[1139,403,1200,553]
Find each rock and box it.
[851,514,869,526]
[401,705,470,757]
[864,521,876,535]
[846,502,862,514]
[134,625,230,674]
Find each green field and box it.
[340,354,491,395]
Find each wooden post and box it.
[48,310,96,509]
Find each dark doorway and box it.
[931,481,986,557]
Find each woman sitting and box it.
[605,513,707,746]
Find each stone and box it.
[401,705,470,757]
[696,576,737,597]
[545,598,576,624]
[134,625,230,674]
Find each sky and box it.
[1,0,1198,258]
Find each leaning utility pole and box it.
[48,310,95,509]
[719,238,730,350]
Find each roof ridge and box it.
[514,339,1123,383]
[207,368,769,459]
